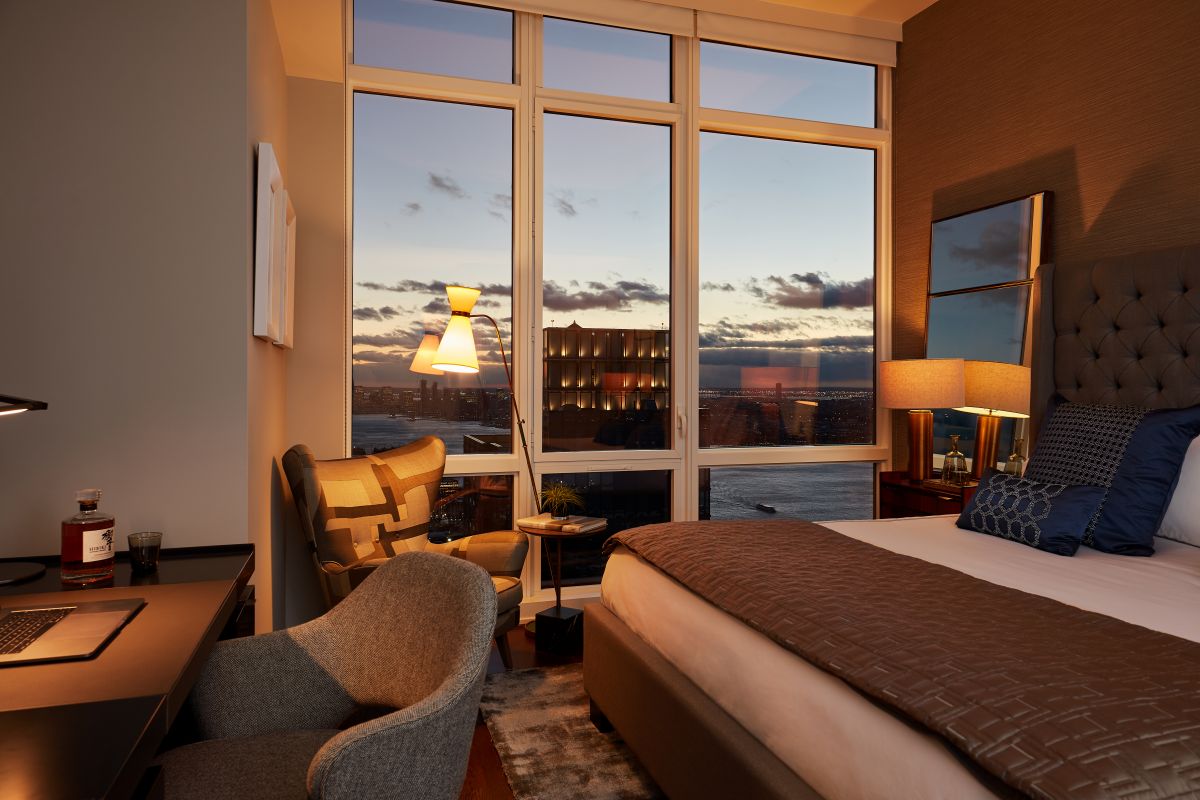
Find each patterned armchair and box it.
[282,437,527,668]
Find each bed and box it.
[582,245,1200,799]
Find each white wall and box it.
[0,1,347,632]
[0,1,254,557]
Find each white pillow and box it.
[1158,435,1200,547]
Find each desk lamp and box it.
[957,361,1031,479]
[880,359,966,481]
[1,394,50,585]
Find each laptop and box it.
[0,598,145,667]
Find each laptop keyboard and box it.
[0,607,74,655]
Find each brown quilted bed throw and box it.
[607,520,1200,799]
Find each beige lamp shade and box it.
[879,359,965,410]
[957,361,1031,418]
[409,332,445,375]
[432,285,481,374]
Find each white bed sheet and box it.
[600,515,1200,800]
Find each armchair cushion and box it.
[491,575,521,616]
[160,729,338,800]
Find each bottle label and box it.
[83,527,115,563]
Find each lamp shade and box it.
[879,359,965,410]
[957,361,1031,418]
[0,394,48,417]
[431,285,482,374]
[409,332,445,375]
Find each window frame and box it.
[345,1,893,611]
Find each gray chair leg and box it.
[495,633,513,670]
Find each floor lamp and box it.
[421,285,543,514]
[1,394,50,585]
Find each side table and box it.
[516,514,607,655]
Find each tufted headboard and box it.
[1029,245,1200,444]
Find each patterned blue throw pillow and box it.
[956,469,1106,556]
[1025,401,1200,555]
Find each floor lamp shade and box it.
[432,285,482,374]
[880,359,966,481]
[409,333,445,375]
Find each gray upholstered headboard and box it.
[1029,245,1200,444]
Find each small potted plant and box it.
[539,482,584,521]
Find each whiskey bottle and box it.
[61,489,115,584]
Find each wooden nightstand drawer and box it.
[879,471,971,519]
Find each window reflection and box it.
[699,132,875,448]
[541,114,672,452]
[540,471,671,587]
[700,41,875,126]
[429,474,513,542]
[354,0,513,83]
[543,18,671,101]
[351,94,514,457]
[700,463,874,521]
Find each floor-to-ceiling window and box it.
[348,0,893,605]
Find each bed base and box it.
[583,604,822,800]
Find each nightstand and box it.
[879,470,977,519]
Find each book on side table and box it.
[515,514,608,535]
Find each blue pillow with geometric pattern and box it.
[1025,401,1200,556]
[956,469,1107,556]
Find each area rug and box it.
[480,663,663,800]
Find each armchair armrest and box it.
[450,530,528,578]
[307,667,486,800]
[188,624,355,740]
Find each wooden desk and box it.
[0,545,253,799]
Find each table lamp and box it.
[956,361,1031,479]
[880,359,966,481]
[1,393,49,585]
[418,285,542,513]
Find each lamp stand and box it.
[473,314,542,514]
[906,409,934,481]
[972,414,1002,480]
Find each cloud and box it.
[352,305,401,322]
[702,281,736,292]
[746,273,874,310]
[402,202,422,215]
[428,172,467,199]
[949,220,1022,269]
[352,328,425,348]
[357,279,512,297]
[551,191,577,218]
[696,333,873,355]
[490,193,512,210]
[543,279,669,312]
[423,298,450,314]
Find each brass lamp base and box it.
[972,414,1002,479]
[905,409,934,481]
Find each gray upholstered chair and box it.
[282,436,527,668]
[159,551,496,800]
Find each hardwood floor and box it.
[458,626,582,800]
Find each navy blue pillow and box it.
[1025,401,1200,555]
[956,469,1106,556]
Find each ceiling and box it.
[766,0,938,24]
[269,0,939,83]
